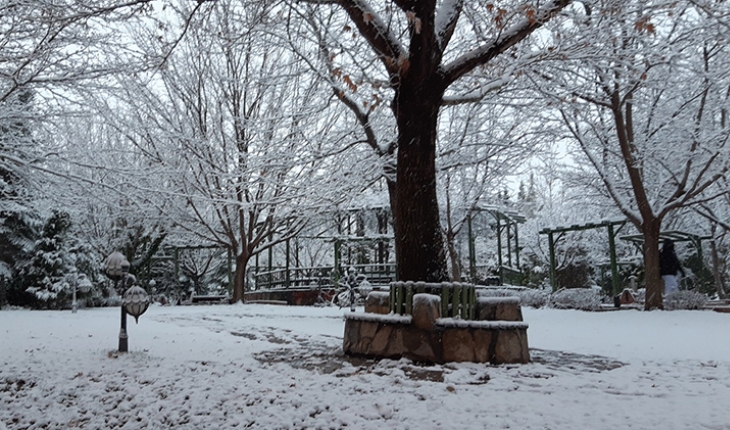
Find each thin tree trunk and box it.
[231,252,249,303]
[446,234,461,282]
[642,220,663,310]
[710,239,726,299]
[709,225,727,299]
[610,95,664,310]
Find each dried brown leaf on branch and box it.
[343,75,357,92]
[634,16,655,34]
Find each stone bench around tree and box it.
[364,291,390,314]
[344,292,530,364]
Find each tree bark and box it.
[709,224,727,300]
[642,219,663,310]
[609,93,665,310]
[446,233,462,281]
[231,251,249,303]
[314,0,572,284]
[393,80,449,282]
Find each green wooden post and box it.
[267,234,273,288]
[464,285,470,319]
[514,224,520,270]
[496,216,503,269]
[468,214,476,283]
[334,239,341,286]
[607,224,620,296]
[285,239,291,288]
[441,286,449,317]
[392,284,398,314]
[405,284,414,314]
[294,238,300,269]
[506,223,513,267]
[397,285,403,313]
[548,232,557,292]
[453,284,461,318]
[458,285,466,318]
[388,284,395,313]
[469,286,477,320]
[464,286,470,319]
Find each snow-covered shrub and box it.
[664,290,708,310]
[549,287,603,311]
[633,288,646,304]
[477,286,523,298]
[518,288,550,308]
[476,286,549,308]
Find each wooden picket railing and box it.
[252,263,396,290]
[389,281,477,320]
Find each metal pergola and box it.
[153,245,233,292]
[539,220,628,294]
[540,223,711,295]
[619,230,711,262]
[467,206,526,284]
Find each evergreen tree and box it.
[0,90,41,308]
[518,181,527,203]
[15,211,75,309]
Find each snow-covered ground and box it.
[1,304,729,429]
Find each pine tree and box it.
[16,211,75,309]
[518,181,527,202]
[0,90,41,308]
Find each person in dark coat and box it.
[659,239,685,295]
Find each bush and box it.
[476,286,549,308]
[664,290,708,310]
[549,287,603,311]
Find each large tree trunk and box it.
[392,81,449,283]
[642,219,663,310]
[321,0,573,284]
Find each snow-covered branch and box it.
[441,0,572,86]
[300,0,406,76]
[435,0,464,51]
[559,109,642,225]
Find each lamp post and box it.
[124,285,150,323]
[70,273,91,314]
[119,284,150,352]
[72,278,78,314]
[103,252,149,352]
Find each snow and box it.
[477,296,520,305]
[344,312,412,324]
[435,0,461,47]
[2,304,729,429]
[434,318,528,330]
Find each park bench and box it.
[190,294,229,304]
